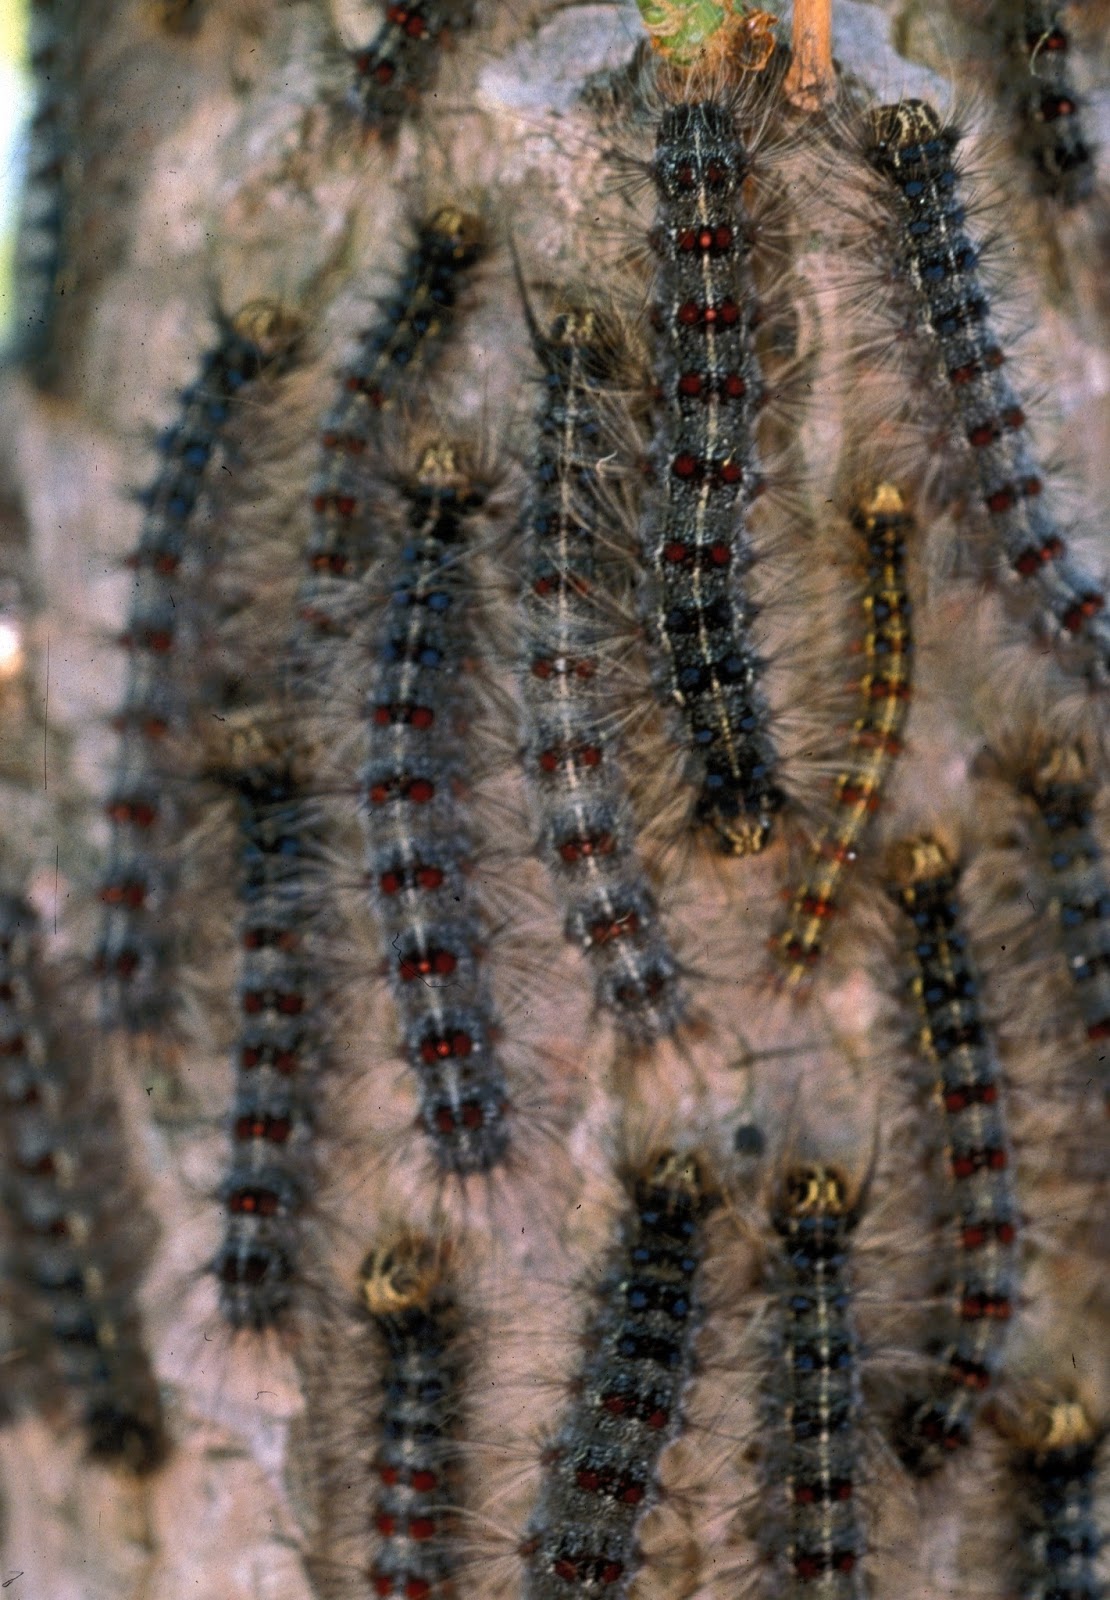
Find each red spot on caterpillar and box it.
[1063,593,1105,631]
[1014,536,1065,575]
[398,947,458,982]
[373,703,435,729]
[229,1186,281,1218]
[944,1081,998,1112]
[379,862,445,895]
[558,830,615,864]
[234,1114,292,1144]
[960,1293,1012,1321]
[419,1030,474,1064]
[949,1357,993,1391]
[104,797,158,826]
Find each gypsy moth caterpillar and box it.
[885,834,1020,1474]
[519,1148,719,1599]
[0,892,167,1473]
[11,0,74,383]
[762,1161,868,1599]
[771,483,915,991]
[640,91,784,855]
[348,1,477,138]
[355,442,511,1176]
[357,1233,465,1600]
[1017,743,1110,1091]
[861,99,1110,684]
[96,302,302,1040]
[997,1394,1106,1600]
[517,295,688,1043]
[205,711,330,1333]
[996,0,1097,206]
[298,206,486,655]
[970,734,1110,1111]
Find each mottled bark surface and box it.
[1,2,1108,1597]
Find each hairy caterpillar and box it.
[771,483,915,990]
[861,99,1110,684]
[885,834,1020,1473]
[997,1394,1105,1600]
[997,0,1096,205]
[298,207,486,654]
[11,0,74,382]
[640,93,783,856]
[0,892,167,1472]
[206,712,330,1332]
[519,1148,718,1599]
[356,443,510,1176]
[349,1,477,138]
[517,296,687,1042]
[762,1162,867,1599]
[357,1233,465,1600]
[1019,744,1110,1091]
[96,303,302,1037]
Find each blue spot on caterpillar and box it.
[517,295,687,1041]
[519,1149,718,1598]
[763,1162,867,1598]
[641,97,783,855]
[298,207,486,653]
[0,891,167,1472]
[863,100,1110,683]
[885,834,1020,1472]
[96,303,302,1039]
[358,442,510,1176]
[349,1,477,138]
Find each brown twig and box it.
[783,0,835,109]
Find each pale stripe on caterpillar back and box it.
[860,99,1110,685]
[884,833,1021,1473]
[515,288,688,1044]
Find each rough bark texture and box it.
[1,2,1109,1597]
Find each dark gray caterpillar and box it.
[518,300,686,1041]
[641,97,783,856]
[358,1234,465,1600]
[209,716,329,1332]
[1020,745,1110,1095]
[520,1150,718,1599]
[863,100,1110,681]
[298,207,485,653]
[11,0,75,382]
[886,835,1019,1472]
[96,303,301,1037]
[763,1163,867,1600]
[0,892,166,1472]
[1001,1396,1105,1600]
[998,0,1096,205]
[358,444,510,1176]
[349,0,476,137]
